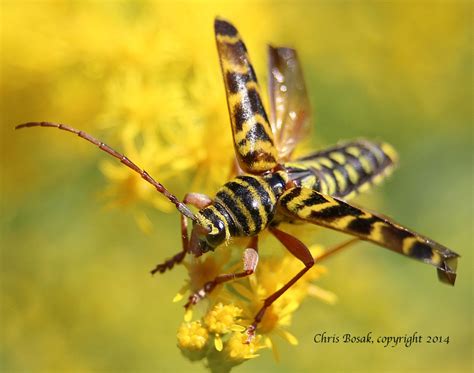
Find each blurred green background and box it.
[1,1,472,372]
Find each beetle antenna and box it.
[16,121,200,224]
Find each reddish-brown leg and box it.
[245,236,360,340]
[184,236,259,308]
[315,237,359,262]
[150,193,213,275]
[246,227,314,341]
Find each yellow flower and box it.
[203,303,244,352]
[177,321,209,362]
[176,298,267,370]
[224,332,264,361]
[204,303,242,336]
[228,245,336,360]
[177,321,209,351]
[174,233,337,367]
[185,249,232,293]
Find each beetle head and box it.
[189,217,226,256]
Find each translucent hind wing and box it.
[214,18,278,174]
[268,46,311,162]
[278,187,459,285]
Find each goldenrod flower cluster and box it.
[177,321,209,356]
[175,244,336,370]
[176,302,264,371]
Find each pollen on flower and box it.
[224,332,264,360]
[204,303,242,335]
[177,321,209,351]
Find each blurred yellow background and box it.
[1,1,472,372]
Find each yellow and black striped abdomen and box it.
[215,18,278,173]
[285,139,398,199]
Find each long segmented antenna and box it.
[16,121,201,224]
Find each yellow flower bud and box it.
[177,321,209,351]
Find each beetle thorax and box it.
[214,173,285,237]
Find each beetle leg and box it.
[184,237,259,308]
[150,193,213,275]
[246,227,314,341]
[315,237,359,262]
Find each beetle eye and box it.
[205,224,225,248]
